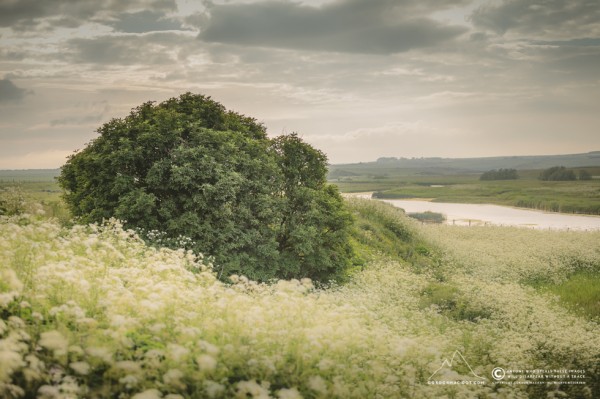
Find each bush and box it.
[59,93,353,282]
[479,168,518,180]
[539,166,576,181]
[407,211,446,224]
[0,186,26,216]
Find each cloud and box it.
[109,10,184,33]
[470,0,600,40]
[0,149,72,169]
[0,0,178,29]
[302,121,475,163]
[0,79,31,103]
[64,32,193,65]
[199,0,468,54]
[50,101,112,127]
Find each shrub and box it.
[539,166,576,181]
[479,168,518,180]
[0,186,26,216]
[407,211,446,224]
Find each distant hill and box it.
[3,152,600,182]
[0,169,60,182]
[329,151,600,177]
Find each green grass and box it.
[543,271,600,320]
[419,282,492,322]
[0,180,70,223]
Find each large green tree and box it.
[272,134,354,281]
[59,93,353,282]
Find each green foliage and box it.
[419,282,492,322]
[479,168,518,180]
[58,93,353,282]
[407,211,446,224]
[346,199,438,274]
[0,186,26,216]
[272,135,355,281]
[541,271,600,320]
[539,166,576,181]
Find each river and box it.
[348,194,600,231]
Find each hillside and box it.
[329,151,600,177]
[0,169,60,182]
[1,199,599,398]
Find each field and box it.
[1,183,599,398]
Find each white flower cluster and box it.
[0,211,598,398]
[422,224,600,284]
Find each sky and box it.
[1,0,599,168]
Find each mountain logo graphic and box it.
[428,350,487,381]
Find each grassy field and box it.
[330,167,600,215]
[1,190,599,397]
[0,173,69,223]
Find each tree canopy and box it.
[59,93,354,282]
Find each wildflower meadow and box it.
[1,199,599,398]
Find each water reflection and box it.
[381,199,600,231]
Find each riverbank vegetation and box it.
[1,193,599,398]
[334,167,600,215]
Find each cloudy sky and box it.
[1,0,599,168]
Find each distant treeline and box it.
[480,168,518,180]
[478,166,594,181]
[539,166,592,181]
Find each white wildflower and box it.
[114,360,141,374]
[307,376,327,395]
[196,354,217,372]
[132,388,163,399]
[86,346,113,363]
[37,385,60,399]
[235,380,271,399]
[22,354,44,383]
[39,330,68,356]
[163,369,185,390]
[119,374,139,389]
[204,381,225,398]
[198,340,220,356]
[0,345,25,381]
[70,361,90,375]
[277,387,303,399]
[317,358,334,371]
[149,323,166,333]
[167,343,189,362]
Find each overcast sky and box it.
[1,0,599,168]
